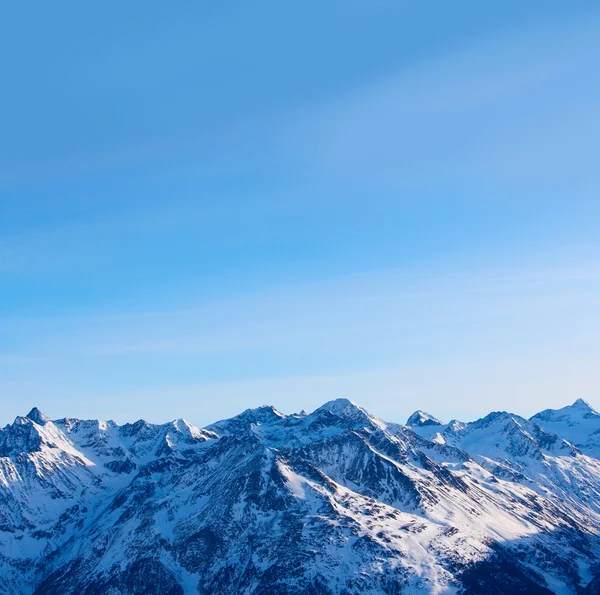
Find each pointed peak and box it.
[25,407,50,426]
[169,418,216,441]
[531,399,598,422]
[406,410,443,427]
[171,418,193,431]
[572,398,594,411]
[446,419,467,432]
[170,417,204,433]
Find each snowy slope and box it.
[531,399,600,458]
[0,400,599,594]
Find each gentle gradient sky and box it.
[2,1,600,426]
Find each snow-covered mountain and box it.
[406,410,444,428]
[531,399,600,459]
[1,399,599,594]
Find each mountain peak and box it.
[26,407,50,426]
[406,410,443,427]
[241,404,285,421]
[572,398,595,411]
[316,398,360,415]
[205,404,286,435]
[313,398,387,430]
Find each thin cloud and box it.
[279,13,600,193]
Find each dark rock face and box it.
[25,408,50,426]
[459,547,556,595]
[36,558,183,595]
[0,418,44,456]
[585,575,600,595]
[105,458,137,474]
[1,400,600,594]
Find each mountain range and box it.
[1,398,599,594]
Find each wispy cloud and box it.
[279,13,600,195]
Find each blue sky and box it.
[2,1,600,426]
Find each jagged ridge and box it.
[0,399,599,594]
